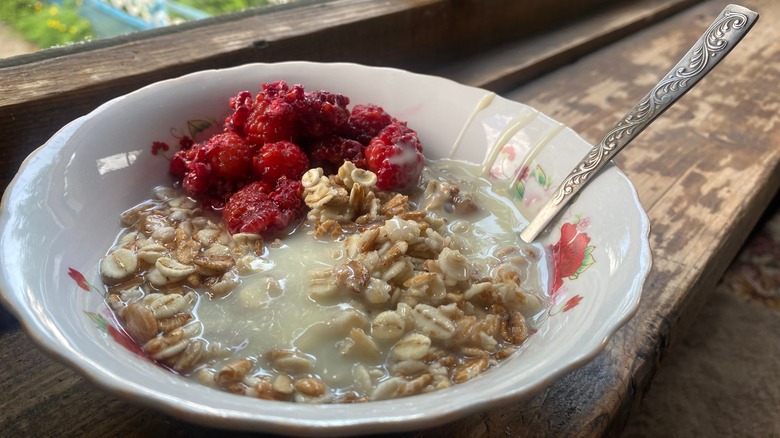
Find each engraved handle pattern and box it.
[552,7,751,204]
[520,4,758,243]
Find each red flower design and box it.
[85,311,148,358]
[68,267,90,291]
[550,222,591,292]
[151,141,170,156]
[563,295,583,312]
[107,325,146,357]
[501,144,517,161]
[516,165,530,182]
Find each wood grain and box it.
[2,0,779,436]
[432,0,702,93]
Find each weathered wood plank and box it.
[433,0,702,92]
[0,328,260,437]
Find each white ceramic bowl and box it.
[0,62,650,436]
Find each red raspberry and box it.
[205,132,254,181]
[260,80,293,99]
[342,104,393,145]
[222,180,303,235]
[252,141,309,184]
[231,82,305,144]
[182,161,211,197]
[364,122,424,190]
[295,90,350,139]
[242,98,298,144]
[222,182,275,234]
[310,135,365,173]
[271,177,305,211]
[168,136,197,178]
[226,82,350,144]
[225,91,254,133]
[169,151,189,178]
[170,134,254,207]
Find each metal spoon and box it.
[519,4,758,243]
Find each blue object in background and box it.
[80,0,160,37]
[51,0,210,38]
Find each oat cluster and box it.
[102,187,262,372]
[297,162,538,400]
[100,163,541,403]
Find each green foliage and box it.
[0,0,282,49]
[174,0,271,16]
[0,1,92,49]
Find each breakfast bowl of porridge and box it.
[0,62,650,435]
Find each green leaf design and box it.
[515,181,526,200]
[534,165,552,189]
[84,311,109,333]
[571,245,596,278]
[187,119,214,138]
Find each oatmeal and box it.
[99,81,548,403]
[101,160,546,402]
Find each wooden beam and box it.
[434,0,703,92]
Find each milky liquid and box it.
[425,160,541,267]
[191,158,549,391]
[194,230,343,356]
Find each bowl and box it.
[0,62,650,436]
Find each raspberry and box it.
[205,132,254,181]
[295,90,350,139]
[310,135,365,173]
[364,122,424,190]
[222,182,275,234]
[169,151,189,178]
[271,177,305,211]
[243,98,298,144]
[252,141,309,184]
[182,161,211,197]
[168,136,197,178]
[341,104,393,145]
[225,91,254,133]
[222,180,303,235]
[170,133,254,207]
[162,81,428,231]
[230,82,305,144]
[261,80,293,100]
[225,82,349,144]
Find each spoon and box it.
[519,4,758,243]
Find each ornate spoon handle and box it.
[520,4,758,243]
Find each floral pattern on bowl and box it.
[69,267,148,358]
[488,144,595,320]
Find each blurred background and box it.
[0,0,297,57]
